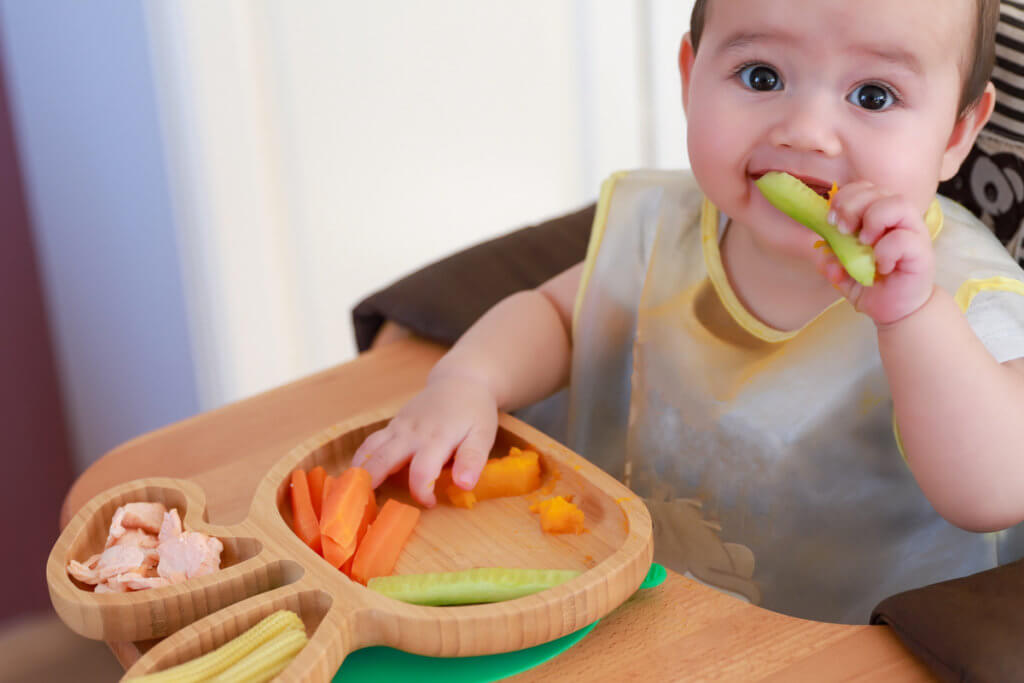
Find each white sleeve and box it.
[934,196,1024,363]
[963,285,1024,363]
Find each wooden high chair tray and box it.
[46,402,654,682]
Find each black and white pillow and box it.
[939,0,1024,268]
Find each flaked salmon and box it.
[66,555,102,585]
[111,529,159,550]
[156,509,224,583]
[66,503,222,593]
[95,544,160,581]
[106,572,171,591]
[105,502,167,546]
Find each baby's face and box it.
[682,0,975,258]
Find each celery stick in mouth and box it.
[755,171,876,286]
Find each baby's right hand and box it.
[350,375,499,507]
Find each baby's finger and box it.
[831,265,858,300]
[826,260,847,286]
[873,227,930,276]
[360,436,414,489]
[858,195,922,248]
[829,182,886,236]
[815,250,842,282]
[811,239,835,269]
[827,179,872,206]
[816,251,859,298]
[826,180,871,233]
[451,423,498,491]
[351,428,392,469]
[408,441,456,507]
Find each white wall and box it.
[0,1,199,471]
[146,1,694,411]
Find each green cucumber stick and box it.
[754,171,876,286]
[367,567,581,606]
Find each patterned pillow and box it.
[938,0,1024,268]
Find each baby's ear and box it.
[678,32,696,117]
[940,82,996,181]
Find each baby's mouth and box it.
[804,182,833,199]
[752,171,833,199]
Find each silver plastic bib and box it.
[565,170,1024,623]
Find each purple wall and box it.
[0,36,74,622]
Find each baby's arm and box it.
[352,262,583,506]
[823,182,1024,531]
[878,293,1024,532]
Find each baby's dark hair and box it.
[688,0,1000,119]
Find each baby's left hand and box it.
[817,181,935,325]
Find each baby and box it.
[355,0,1024,623]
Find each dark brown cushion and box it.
[938,129,1024,269]
[937,0,1024,269]
[352,203,595,352]
[870,559,1024,682]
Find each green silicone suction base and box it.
[333,563,665,683]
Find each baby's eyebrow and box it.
[715,31,787,55]
[851,45,924,77]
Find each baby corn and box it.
[127,609,304,682]
[212,627,308,682]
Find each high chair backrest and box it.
[938,0,1024,268]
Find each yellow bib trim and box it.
[701,200,803,343]
[924,199,944,241]
[574,174,947,349]
[954,276,1024,311]
[701,198,945,344]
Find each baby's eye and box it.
[848,83,896,111]
[738,64,782,92]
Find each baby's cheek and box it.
[854,138,945,216]
[686,127,730,198]
[687,101,750,186]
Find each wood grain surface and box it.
[57,337,937,682]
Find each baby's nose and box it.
[768,94,842,157]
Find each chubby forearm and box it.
[878,286,1024,531]
[428,288,572,412]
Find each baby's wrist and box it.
[874,285,939,332]
[427,363,499,399]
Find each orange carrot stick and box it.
[350,499,420,585]
[308,466,327,519]
[319,467,372,566]
[365,490,378,525]
[342,490,378,577]
[321,474,334,515]
[322,535,347,567]
[289,469,322,554]
[319,476,347,567]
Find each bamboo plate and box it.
[47,404,653,682]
